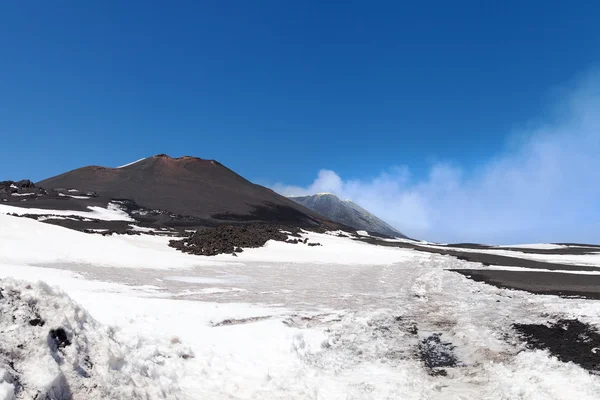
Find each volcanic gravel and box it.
[419,333,460,376]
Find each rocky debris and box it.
[49,327,71,349]
[83,229,153,236]
[419,333,460,376]
[308,242,322,247]
[111,199,213,228]
[28,318,45,327]
[169,224,303,256]
[213,316,272,327]
[14,180,34,189]
[0,180,33,192]
[513,319,600,373]
[10,213,93,222]
[0,180,52,199]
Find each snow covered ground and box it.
[1,214,600,399]
[0,202,133,221]
[420,242,600,267]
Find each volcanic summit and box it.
[35,154,334,228]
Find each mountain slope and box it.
[289,193,406,237]
[36,154,338,228]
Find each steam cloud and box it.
[274,72,600,244]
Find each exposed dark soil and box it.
[513,319,600,373]
[452,269,600,300]
[212,203,320,226]
[169,224,314,256]
[419,333,460,376]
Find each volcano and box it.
[35,154,335,228]
[290,193,406,237]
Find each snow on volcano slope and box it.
[1,214,600,399]
[0,202,133,221]
[0,213,223,269]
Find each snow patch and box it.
[128,224,156,233]
[58,193,92,199]
[499,243,567,250]
[0,202,133,221]
[10,193,35,197]
[116,158,146,168]
[166,274,252,285]
[0,213,229,270]
[0,278,193,399]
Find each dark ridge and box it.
[446,243,493,249]
[513,319,600,373]
[451,269,600,300]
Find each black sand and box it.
[513,319,600,373]
[452,269,600,299]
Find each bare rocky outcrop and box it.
[169,224,304,256]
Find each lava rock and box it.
[49,327,71,348]
[29,318,45,327]
[169,224,302,256]
[419,333,459,375]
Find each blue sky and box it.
[1,1,599,243]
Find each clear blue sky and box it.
[1,1,597,183]
[2,1,600,243]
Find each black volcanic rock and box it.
[289,193,406,238]
[36,155,342,229]
[169,224,303,256]
[0,180,49,198]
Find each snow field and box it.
[0,202,133,222]
[0,213,599,398]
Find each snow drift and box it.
[0,279,193,400]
